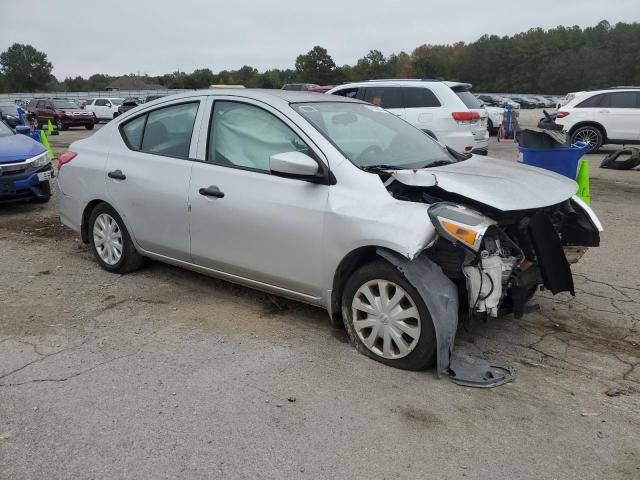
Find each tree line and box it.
[1,20,638,95]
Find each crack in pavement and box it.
[0,351,140,387]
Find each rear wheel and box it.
[487,119,494,136]
[89,203,144,273]
[342,260,436,371]
[85,123,94,130]
[571,125,603,152]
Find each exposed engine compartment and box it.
[382,175,601,320]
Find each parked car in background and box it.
[282,83,318,91]
[115,98,141,117]
[555,88,640,152]
[57,89,601,372]
[309,85,334,93]
[84,98,124,122]
[476,94,503,106]
[528,95,555,108]
[483,105,504,135]
[26,98,95,130]
[0,120,52,203]
[328,79,489,155]
[509,96,538,109]
[0,103,22,128]
[494,95,520,109]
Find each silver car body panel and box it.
[58,89,589,320]
[391,156,578,211]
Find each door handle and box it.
[107,169,126,180]
[199,185,225,198]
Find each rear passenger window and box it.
[609,92,638,108]
[576,94,606,108]
[120,102,199,158]
[140,103,199,158]
[363,87,403,109]
[121,115,146,150]
[403,87,441,108]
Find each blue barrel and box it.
[518,142,590,179]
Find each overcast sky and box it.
[1,0,636,79]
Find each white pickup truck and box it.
[83,98,124,122]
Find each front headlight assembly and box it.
[29,152,51,169]
[428,202,496,252]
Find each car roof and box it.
[140,89,365,108]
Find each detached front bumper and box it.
[0,164,52,203]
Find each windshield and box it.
[53,100,79,109]
[292,102,455,169]
[0,120,13,137]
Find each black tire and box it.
[341,260,437,371]
[88,203,144,274]
[487,120,494,136]
[85,123,94,130]
[31,180,51,203]
[571,125,603,152]
[55,118,68,131]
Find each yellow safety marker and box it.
[40,130,55,160]
[576,159,590,205]
[47,119,54,135]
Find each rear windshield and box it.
[451,88,483,109]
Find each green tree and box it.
[353,49,392,80]
[0,43,53,92]
[295,46,337,84]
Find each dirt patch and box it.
[393,407,443,427]
[0,214,74,240]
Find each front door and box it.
[189,98,329,297]
[105,99,203,261]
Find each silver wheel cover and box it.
[93,213,123,266]
[351,279,421,360]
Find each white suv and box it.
[327,80,489,155]
[555,88,640,152]
[84,98,124,122]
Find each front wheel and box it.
[89,203,144,273]
[85,123,94,130]
[571,126,603,152]
[341,260,436,371]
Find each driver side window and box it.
[207,101,311,173]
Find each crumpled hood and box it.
[391,155,578,211]
[0,133,47,163]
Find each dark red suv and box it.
[27,98,96,130]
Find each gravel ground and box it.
[1,111,639,479]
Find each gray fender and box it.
[377,248,458,375]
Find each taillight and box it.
[556,111,570,118]
[57,151,77,173]
[452,111,480,122]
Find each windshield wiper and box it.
[423,160,455,168]
[360,164,411,172]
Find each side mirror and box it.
[270,151,320,180]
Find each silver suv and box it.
[58,89,602,373]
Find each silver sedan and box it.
[57,89,602,372]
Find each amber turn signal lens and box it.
[441,220,478,247]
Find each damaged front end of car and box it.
[378,163,602,384]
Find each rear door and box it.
[596,92,640,141]
[37,100,54,124]
[401,86,442,135]
[105,97,205,260]
[93,99,110,119]
[362,86,405,119]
